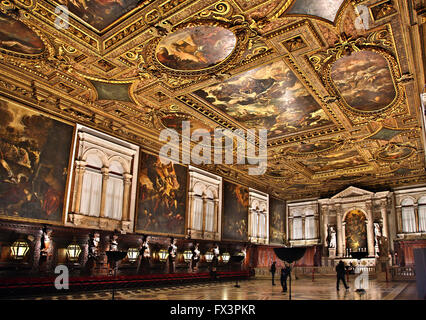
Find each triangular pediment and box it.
[331,186,373,199]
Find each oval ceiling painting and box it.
[156,26,236,71]
[378,144,414,162]
[331,51,396,112]
[0,13,45,55]
[288,140,338,155]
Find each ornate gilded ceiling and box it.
[0,0,425,200]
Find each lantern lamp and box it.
[183,250,193,263]
[66,242,82,262]
[127,248,139,263]
[159,249,169,262]
[204,251,214,262]
[10,240,30,260]
[221,252,230,263]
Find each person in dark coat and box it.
[336,260,349,290]
[270,261,277,285]
[280,263,291,293]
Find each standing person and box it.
[336,260,349,291]
[280,263,291,293]
[270,261,277,285]
[191,242,200,272]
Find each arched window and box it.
[104,161,124,220]
[191,184,204,231]
[401,198,416,233]
[304,209,316,239]
[80,153,103,217]
[418,197,426,232]
[204,189,215,232]
[293,211,303,240]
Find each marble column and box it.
[213,198,219,238]
[366,202,375,257]
[302,215,306,240]
[342,222,346,255]
[187,191,195,235]
[380,200,389,239]
[202,195,208,237]
[99,167,109,218]
[315,214,320,240]
[72,160,86,214]
[289,217,294,240]
[396,206,402,234]
[336,208,343,257]
[414,204,419,233]
[321,206,329,247]
[121,173,132,221]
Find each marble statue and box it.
[328,226,336,248]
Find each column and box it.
[342,222,346,255]
[315,214,320,240]
[414,204,419,233]
[213,198,219,238]
[99,167,109,218]
[187,191,195,234]
[289,217,294,240]
[322,206,329,247]
[396,206,402,234]
[380,200,389,238]
[72,160,86,214]
[336,207,343,257]
[202,195,208,237]
[366,202,375,257]
[301,215,306,240]
[121,173,132,221]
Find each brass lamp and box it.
[66,241,82,262]
[183,250,193,263]
[10,240,30,260]
[127,248,139,263]
[221,252,231,263]
[204,251,214,262]
[158,249,169,262]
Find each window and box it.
[187,167,222,240]
[401,198,416,233]
[248,190,269,243]
[80,154,102,217]
[104,161,124,220]
[418,197,426,232]
[293,216,303,240]
[304,209,316,239]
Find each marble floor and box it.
[21,276,419,300]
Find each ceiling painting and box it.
[0,0,424,200]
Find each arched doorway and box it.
[344,209,367,252]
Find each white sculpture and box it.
[328,226,336,248]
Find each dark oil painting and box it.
[222,181,249,241]
[269,197,286,244]
[303,149,367,173]
[156,25,236,71]
[0,99,74,222]
[136,152,187,235]
[344,209,367,251]
[194,59,332,139]
[55,0,142,31]
[0,13,45,55]
[331,51,396,112]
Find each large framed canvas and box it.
[269,197,286,245]
[222,181,249,242]
[0,98,74,224]
[136,151,187,236]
